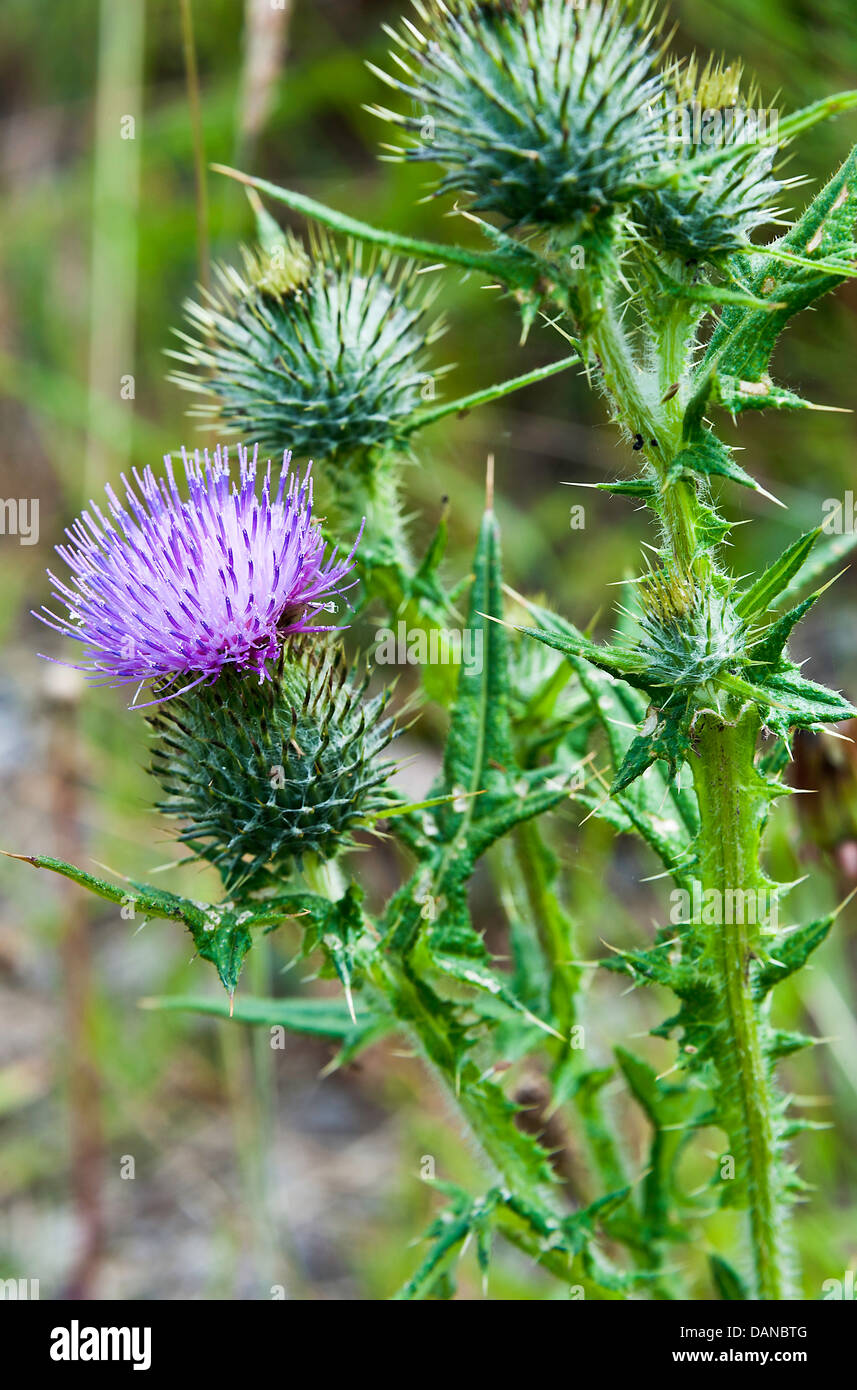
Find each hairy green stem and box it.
[582,286,699,573]
[691,707,795,1300]
[656,287,708,580]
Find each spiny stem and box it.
[582,287,698,573]
[656,283,709,581]
[691,708,796,1300]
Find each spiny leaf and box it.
[745,596,818,672]
[426,948,562,1042]
[703,145,857,400]
[669,432,769,496]
[753,913,834,998]
[394,1189,491,1301]
[735,527,821,618]
[615,1046,707,1248]
[713,373,839,414]
[755,667,857,737]
[511,593,696,870]
[141,991,394,1056]
[595,479,657,498]
[385,504,570,955]
[780,521,857,605]
[611,697,693,794]
[212,166,559,300]
[1,852,298,999]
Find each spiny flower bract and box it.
[169,235,444,462]
[370,0,666,229]
[38,445,360,699]
[149,642,400,891]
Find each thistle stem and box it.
[690,708,795,1300]
[365,466,413,573]
[583,292,699,573]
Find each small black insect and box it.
[632,433,644,451]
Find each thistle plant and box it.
[16,0,857,1301]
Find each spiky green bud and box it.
[632,58,783,260]
[371,0,665,230]
[168,234,444,463]
[629,569,747,692]
[148,644,400,894]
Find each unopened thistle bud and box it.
[632,58,783,260]
[169,233,444,465]
[148,643,400,893]
[371,0,666,231]
[627,569,748,693]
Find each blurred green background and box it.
[0,0,856,1300]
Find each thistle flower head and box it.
[149,642,400,891]
[632,56,783,260]
[38,445,361,700]
[169,234,444,463]
[371,0,666,230]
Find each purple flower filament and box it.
[37,445,362,704]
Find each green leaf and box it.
[385,505,570,955]
[745,596,818,672]
[611,697,693,794]
[753,913,834,998]
[441,506,513,794]
[595,479,657,498]
[669,432,769,496]
[142,990,392,1039]
[754,667,857,735]
[394,1196,479,1301]
[512,592,697,870]
[285,882,375,1022]
[212,167,559,302]
[703,146,857,402]
[709,1253,750,1301]
[1,852,302,999]
[426,949,562,1041]
[615,1047,707,1249]
[735,527,822,618]
[713,373,833,414]
[779,522,857,605]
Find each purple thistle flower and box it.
[37,445,362,704]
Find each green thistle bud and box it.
[370,0,666,230]
[627,569,747,693]
[632,57,784,260]
[168,232,444,463]
[148,644,400,894]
